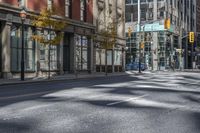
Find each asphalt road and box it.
[0,71,200,133]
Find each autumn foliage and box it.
[31,7,66,45]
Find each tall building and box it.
[93,0,126,73]
[195,0,200,68]
[179,0,196,69]
[197,1,200,32]
[125,0,196,70]
[0,0,94,78]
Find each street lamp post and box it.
[138,0,141,73]
[20,8,27,81]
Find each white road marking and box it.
[86,94,108,99]
[107,94,148,106]
[0,90,53,100]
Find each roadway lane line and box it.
[0,90,53,100]
[107,94,148,106]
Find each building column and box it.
[152,0,158,71]
[70,34,75,73]
[2,22,12,78]
[185,38,188,69]
[152,32,158,71]
[58,32,64,75]
[93,42,97,72]
[122,46,125,72]
[170,34,174,68]
[89,37,94,73]
[35,28,41,77]
[112,49,114,73]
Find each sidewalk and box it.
[0,72,129,86]
[182,69,200,72]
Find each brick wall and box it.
[86,0,93,23]
[72,0,93,23]
[53,0,65,16]
[0,0,18,6]
[72,0,80,21]
[27,0,47,12]
[0,0,93,23]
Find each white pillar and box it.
[2,22,12,78]
[152,0,158,71]
[90,37,94,73]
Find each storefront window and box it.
[75,35,88,70]
[40,45,58,71]
[38,30,58,71]
[114,50,122,65]
[11,25,35,72]
[96,48,105,65]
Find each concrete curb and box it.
[0,73,129,86]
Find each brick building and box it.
[0,0,96,78]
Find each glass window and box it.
[125,0,132,4]
[114,50,122,65]
[18,0,25,7]
[40,44,58,71]
[65,0,72,18]
[75,35,88,70]
[80,0,86,21]
[11,25,35,72]
[47,0,53,9]
[37,30,58,71]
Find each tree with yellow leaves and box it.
[32,7,66,79]
[95,20,117,75]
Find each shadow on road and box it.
[0,73,200,132]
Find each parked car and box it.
[125,62,147,71]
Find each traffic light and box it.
[140,42,144,49]
[189,32,194,44]
[164,19,170,30]
[128,27,132,38]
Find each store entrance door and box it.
[0,22,3,77]
[63,33,71,72]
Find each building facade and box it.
[197,1,200,32]
[0,0,95,78]
[179,0,196,69]
[195,0,200,68]
[93,0,126,73]
[125,0,196,70]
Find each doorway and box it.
[63,33,71,72]
[0,22,3,77]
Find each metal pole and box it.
[191,43,193,70]
[105,41,108,76]
[48,30,51,79]
[21,20,25,81]
[185,37,188,69]
[48,43,51,79]
[138,0,141,73]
